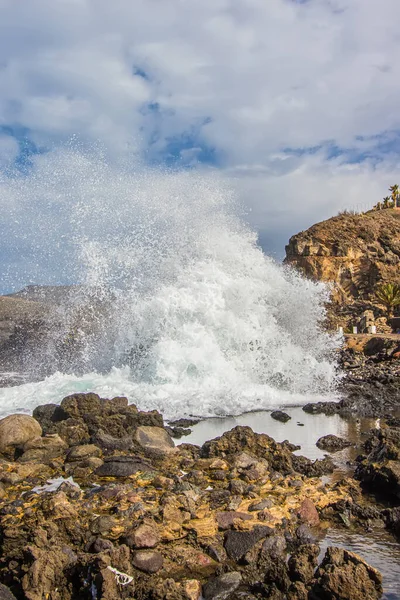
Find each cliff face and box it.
[285,209,400,302]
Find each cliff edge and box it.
[285,209,400,301]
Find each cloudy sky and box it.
[1,0,400,290]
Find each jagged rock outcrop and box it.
[285,209,400,304]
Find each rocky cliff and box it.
[285,209,400,320]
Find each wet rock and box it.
[224,526,272,561]
[95,455,153,477]
[355,426,400,501]
[126,523,160,548]
[0,414,42,453]
[216,511,253,530]
[135,425,175,454]
[297,498,320,527]
[132,550,164,573]
[312,546,383,600]
[166,425,192,439]
[316,434,352,453]
[271,410,291,423]
[288,544,319,583]
[203,571,242,600]
[170,418,200,428]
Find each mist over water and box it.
[0,150,340,418]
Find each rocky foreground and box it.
[1,394,399,600]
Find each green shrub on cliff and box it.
[375,282,400,317]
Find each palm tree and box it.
[389,184,400,207]
[383,196,391,208]
[375,282,400,318]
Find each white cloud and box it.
[0,0,400,289]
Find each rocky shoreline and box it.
[0,392,399,599]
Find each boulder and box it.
[271,410,291,423]
[95,456,153,478]
[203,572,242,600]
[0,414,42,453]
[316,435,352,453]
[312,547,383,600]
[134,426,175,454]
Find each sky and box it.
[1,0,400,290]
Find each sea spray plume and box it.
[0,148,340,417]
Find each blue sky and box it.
[1,0,400,290]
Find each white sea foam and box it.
[0,150,340,419]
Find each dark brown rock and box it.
[95,456,153,478]
[271,410,291,423]
[316,435,352,453]
[224,526,272,561]
[132,550,163,573]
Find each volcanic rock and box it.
[224,526,272,561]
[134,425,175,455]
[271,410,291,423]
[132,550,164,573]
[297,499,320,527]
[285,209,400,307]
[288,544,319,584]
[95,455,153,477]
[126,523,160,548]
[316,434,352,453]
[312,547,383,600]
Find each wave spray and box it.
[0,150,339,418]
